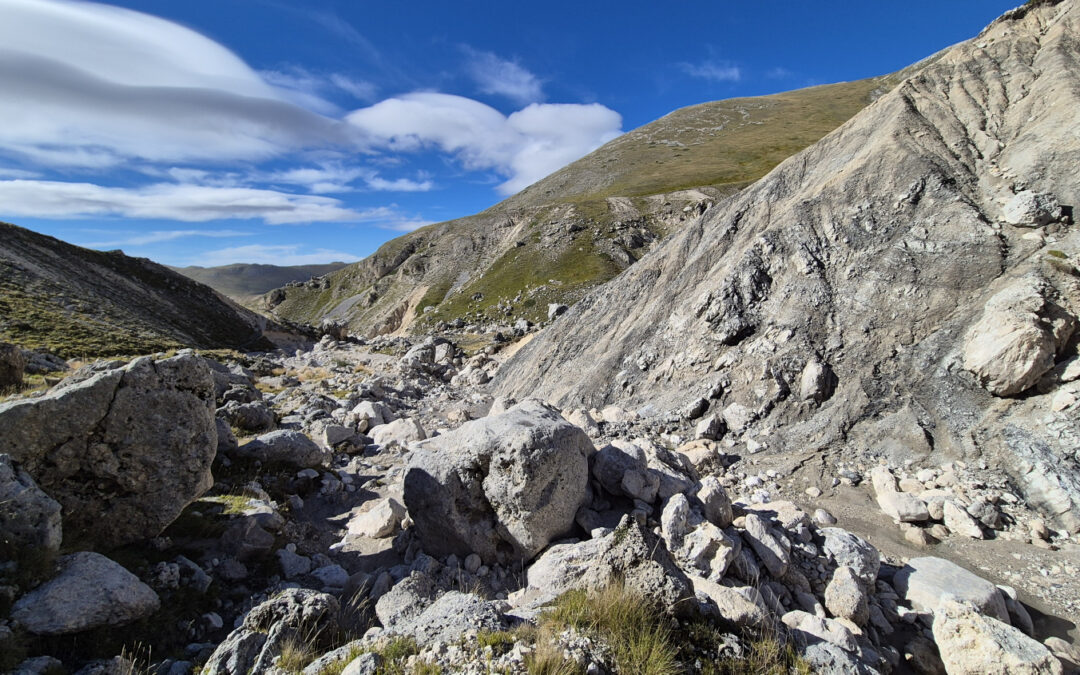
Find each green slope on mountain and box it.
[266,74,910,336]
[0,222,274,357]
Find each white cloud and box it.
[464,48,544,105]
[79,229,252,247]
[378,218,433,232]
[198,244,361,266]
[266,164,434,194]
[365,176,433,192]
[261,66,378,110]
[346,93,622,194]
[679,60,742,83]
[0,0,353,167]
[267,165,367,194]
[0,167,39,179]
[766,67,794,80]
[0,179,378,224]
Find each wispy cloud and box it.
[766,67,794,80]
[378,218,433,232]
[0,179,376,224]
[198,243,362,266]
[265,164,433,194]
[0,167,39,179]
[261,66,378,109]
[307,10,384,65]
[463,47,544,105]
[79,229,252,247]
[347,94,622,194]
[679,60,742,83]
[365,176,433,192]
[330,74,377,102]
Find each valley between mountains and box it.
[2,1,1080,674]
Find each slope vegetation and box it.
[266,75,904,336]
[0,222,275,357]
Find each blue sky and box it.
[0,0,1018,267]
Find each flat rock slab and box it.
[12,552,160,635]
[892,556,1009,623]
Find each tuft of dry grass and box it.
[535,581,678,675]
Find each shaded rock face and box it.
[11,552,160,635]
[403,399,591,564]
[0,353,217,547]
[0,342,26,390]
[493,2,1080,531]
[0,454,62,556]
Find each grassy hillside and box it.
[0,223,275,357]
[267,74,908,335]
[509,78,895,205]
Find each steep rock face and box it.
[495,1,1080,531]
[0,353,218,547]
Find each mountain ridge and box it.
[0,221,276,357]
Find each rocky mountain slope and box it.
[495,0,1080,534]
[171,262,348,303]
[3,336,1078,673]
[0,222,275,356]
[265,75,907,336]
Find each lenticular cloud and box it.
[0,0,349,166]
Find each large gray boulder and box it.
[820,528,880,586]
[579,517,697,616]
[519,517,696,617]
[0,342,26,390]
[0,353,217,547]
[0,454,62,556]
[204,589,340,675]
[11,552,160,635]
[384,590,509,647]
[932,600,1063,674]
[233,430,329,468]
[403,399,591,564]
[893,557,1009,623]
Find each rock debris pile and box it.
[0,336,1075,674]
